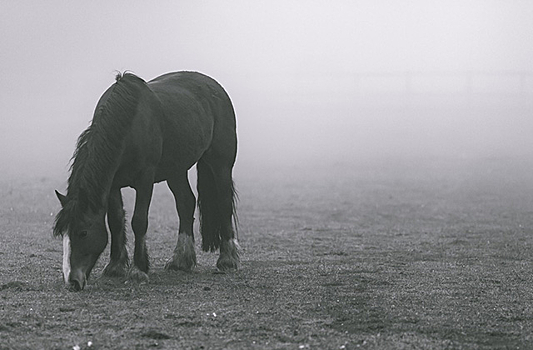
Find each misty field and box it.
[1,157,532,349]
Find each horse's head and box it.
[55,190,108,291]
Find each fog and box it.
[1,1,532,179]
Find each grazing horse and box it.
[53,71,239,291]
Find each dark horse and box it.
[53,71,238,291]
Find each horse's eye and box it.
[79,230,88,238]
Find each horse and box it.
[53,71,239,291]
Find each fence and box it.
[286,70,533,105]
[353,71,533,97]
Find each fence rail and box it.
[288,70,533,96]
[278,71,533,107]
[353,71,533,96]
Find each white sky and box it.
[1,1,532,176]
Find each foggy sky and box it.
[1,1,532,178]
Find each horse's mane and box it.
[53,72,146,236]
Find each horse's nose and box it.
[68,279,82,292]
[67,270,86,291]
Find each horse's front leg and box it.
[130,177,155,283]
[103,188,129,277]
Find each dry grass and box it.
[1,157,532,349]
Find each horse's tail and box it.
[197,159,238,252]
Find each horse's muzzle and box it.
[67,270,87,291]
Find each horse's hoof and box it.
[103,261,129,277]
[166,234,197,272]
[128,268,149,284]
[216,256,239,271]
[165,257,196,272]
[217,239,240,271]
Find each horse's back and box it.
[147,71,236,175]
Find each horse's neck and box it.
[68,147,121,211]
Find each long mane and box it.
[53,72,146,236]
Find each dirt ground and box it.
[1,156,532,349]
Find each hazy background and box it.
[1,0,532,179]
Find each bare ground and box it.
[1,157,532,349]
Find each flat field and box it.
[1,157,532,349]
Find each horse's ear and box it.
[55,190,67,207]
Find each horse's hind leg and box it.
[197,158,239,271]
[103,188,129,277]
[165,171,197,271]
